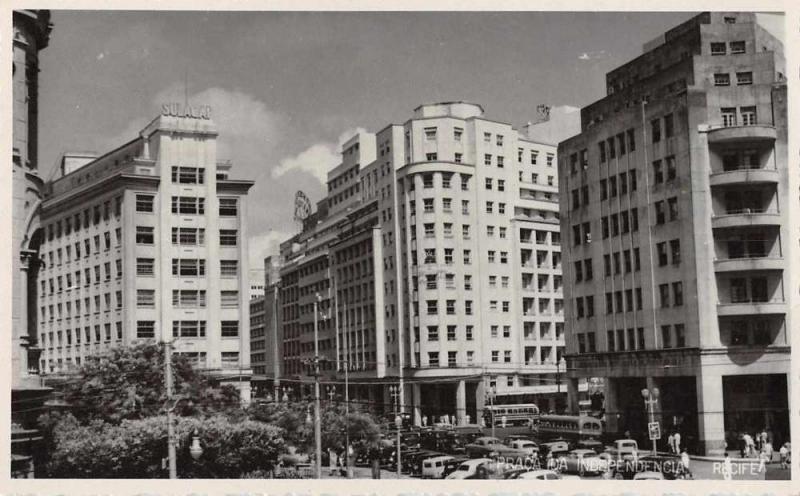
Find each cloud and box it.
[248,229,293,272]
[271,126,368,184]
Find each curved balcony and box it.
[707,125,777,144]
[717,300,786,317]
[713,257,784,272]
[710,168,779,187]
[711,210,781,229]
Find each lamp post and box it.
[189,430,203,461]
[485,384,497,440]
[641,387,660,456]
[394,414,402,479]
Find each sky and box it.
[36,11,783,275]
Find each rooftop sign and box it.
[161,103,212,119]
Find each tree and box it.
[54,342,240,424]
[42,414,285,478]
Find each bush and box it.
[42,414,285,478]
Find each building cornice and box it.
[42,173,159,215]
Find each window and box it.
[136,195,154,213]
[488,251,496,263]
[659,283,670,308]
[730,40,745,54]
[171,166,204,184]
[736,71,753,85]
[484,154,492,166]
[491,351,499,363]
[711,42,726,55]
[501,276,509,288]
[664,113,674,138]
[219,198,238,216]
[673,281,684,306]
[668,197,679,221]
[172,289,207,308]
[666,156,677,181]
[655,201,665,224]
[425,152,437,161]
[465,300,473,315]
[661,325,672,349]
[444,248,454,264]
[137,321,155,339]
[461,177,469,191]
[136,226,154,244]
[172,320,207,338]
[137,289,155,308]
[670,239,681,265]
[171,196,205,215]
[714,73,730,86]
[464,275,472,290]
[498,203,505,214]
[485,178,493,190]
[657,242,668,266]
[486,202,493,214]
[221,260,238,277]
[651,119,661,142]
[740,106,756,126]
[454,152,463,163]
[426,300,438,316]
[500,252,508,264]
[600,179,607,200]
[504,351,512,363]
[423,198,434,213]
[721,107,737,127]
[424,127,437,141]
[598,141,606,162]
[653,159,663,184]
[104,231,111,250]
[219,229,238,246]
[135,258,154,276]
[221,321,239,337]
[221,290,239,308]
[498,179,505,191]
[675,324,686,347]
[428,352,440,367]
[172,227,205,245]
[171,258,206,277]
[461,200,469,215]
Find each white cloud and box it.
[272,143,339,183]
[271,126,368,184]
[248,229,293,271]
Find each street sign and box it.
[648,421,661,440]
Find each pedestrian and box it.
[779,443,788,469]
[764,440,773,463]
[758,449,769,473]
[422,415,428,427]
[743,432,754,458]
[722,452,733,480]
[739,433,746,458]
[667,433,675,454]
[680,448,691,479]
[674,431,681,454]
[329,450,338,476]
[760,429,768,450]
[501,415,507,428]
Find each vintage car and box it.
[465,436,530,459]
[554,449,610,475]
[445,458,494,479]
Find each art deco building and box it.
[559,12,790,455]
[36,105,254,401]
[265,103,580,423]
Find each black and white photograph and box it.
[6,4,795,487]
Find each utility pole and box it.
[344,358,351,478]
[313,298,322,479]
[165,340,177,479]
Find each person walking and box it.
[667,432,675,454]
[758,449,769,474]
[779,443,788,469]
[722,452,733,480]
[743,433,754,458]
[680,449,692,479]
[674,431,681,455]
[329,450,338,476]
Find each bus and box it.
[483,403,540,427]
[535,414,603,440]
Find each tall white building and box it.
[36,104,254,401]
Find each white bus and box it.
[483,403,541,427]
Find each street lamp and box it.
[189,430,203,461]
[641,388,660,456]
[394,414,403,479]
[485,384,497,439]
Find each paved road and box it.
[576,459,790,481]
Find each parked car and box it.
[575,438,605,454]
[516,469,565,480]
[605,439,639,463]
[421,455,455,479]
[406,450,446,475]
[539,440,570,466]
[440,456,470,479]
[633,471,665,480]
[554,449,609,475]
[465,436,530,459]
[508,439,539,457]
[445,458,494,479]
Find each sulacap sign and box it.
[161,103,212,119]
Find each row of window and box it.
[134,257,238,277]
[713,71,753,86]
[133,289,239,308]
[599,128,638,163]
[710,40,746,56]
[135,227,238,246]
[41,260,123,295]
[41,322,122,348]
[41,291,122,320]
[603,248,642,276]
[43,229,122,269]
[604,288,644,314]
[135,195,239,216]
[46,197,122,241]
[601,208,640,239]
[721,106,757,127]
[424,299,474,315]
[411,248,473,266]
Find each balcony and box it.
[711,209,781,229]
[710,168,779,187]
[717,300,786,317]
[707,124,776,144]
[714,257,784,272]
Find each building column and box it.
[456,379,466,425]
[696,374,726,456]
[604,378,619,435]
[567,377,580,414]
[412,383,422,426]
[475,381,485,426]
[548,397,557,413]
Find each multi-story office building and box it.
[36,104,255,401]
[559,12,790,455]
[267,103,577,423]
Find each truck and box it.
[605,439,639,462]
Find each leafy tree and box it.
[43,414,285,478]
[54,342,240,424]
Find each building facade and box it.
[559,12,790,455]
[11,8,53,478]
[36,105,254,401]
[263,103,578,423]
